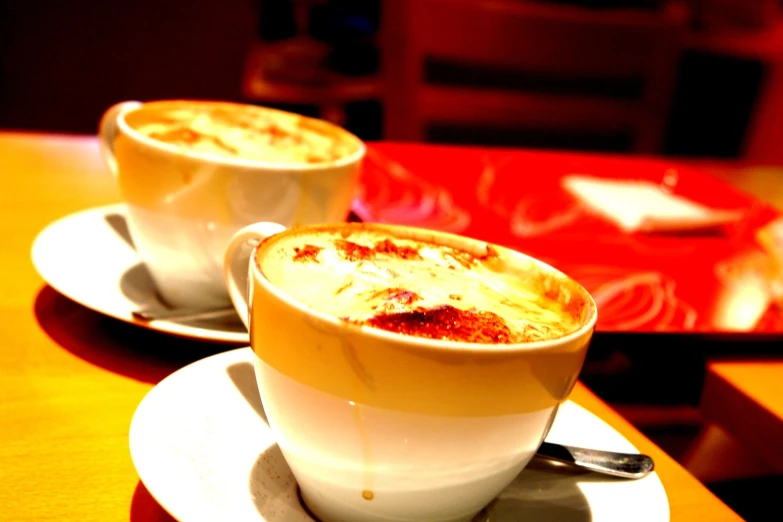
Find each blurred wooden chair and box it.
[381,0,687,153]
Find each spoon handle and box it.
[132,307,238,323]
[537,441,655,479]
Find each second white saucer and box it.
[31,204,248,344]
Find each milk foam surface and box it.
[260,227,587,344]
[126,101,357,164]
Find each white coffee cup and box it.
[224,221,597,522]
[98,99,365,309]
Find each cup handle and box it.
[224,222,287,330]
[98,100,142,176]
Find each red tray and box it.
[354,143,782,335]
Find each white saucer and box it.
[129,348,670,522]
[31,204,248,344]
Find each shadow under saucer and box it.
[130,480,177,522]
[34,285,231,384]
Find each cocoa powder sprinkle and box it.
[334,240,374,261]
[292,244,322,262]
[335,280,354,295]
[365,305,515,344]
[333,238,423,262]
[373,238,422,260]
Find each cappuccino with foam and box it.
[259,224,590,344]
[124,100,361,164]
[225,221,597,522]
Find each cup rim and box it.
[116,99,367,171]
[253,222,598,354]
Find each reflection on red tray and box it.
[355,143,782,335]
[354,148,471,233]
[560,265,697,333]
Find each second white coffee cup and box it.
[98,99,365,310]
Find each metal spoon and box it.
[131,306,239,323]
[536,441,654,479]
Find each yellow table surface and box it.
[0,131,742,521]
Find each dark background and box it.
[0,0,775,160]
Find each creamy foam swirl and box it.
[125,101,359,164]
[260,226,589,344]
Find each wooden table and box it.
[0,131,742,521]
[700,360,783,473]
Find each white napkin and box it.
[562,175,744,233]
